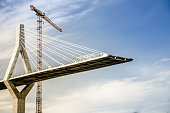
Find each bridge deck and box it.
[0,54,132,90]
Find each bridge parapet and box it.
[74,53,106,62]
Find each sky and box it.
[0,0,170,113]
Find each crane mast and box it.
[30,5,62,113]
[36,15,42,113]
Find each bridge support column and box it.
[4,81,34,113]
[3,24,34,113]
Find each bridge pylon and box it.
[3,24,34,113]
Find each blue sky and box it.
[0,0,170,113]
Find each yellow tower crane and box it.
[30,5,62,113]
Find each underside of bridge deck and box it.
[0,54,133,90]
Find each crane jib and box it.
[30,5,62,32]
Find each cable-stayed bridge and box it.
[0,24,132,113]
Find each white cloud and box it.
[0,0,99,29]
[43,75,170,113]
[0,91,10,100]
[0,90,11,112]
[159,58,170,62]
